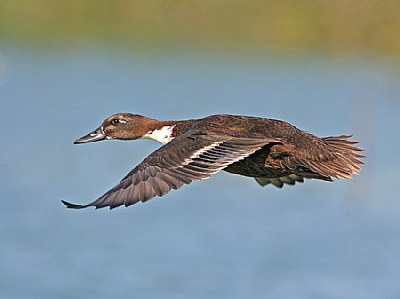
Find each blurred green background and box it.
[1,0,399,56]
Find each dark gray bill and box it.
[74,127,106,144]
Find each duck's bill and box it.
[74,127,106,144]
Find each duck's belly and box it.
[223,148,288,178]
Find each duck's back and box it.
[190,114,304,140]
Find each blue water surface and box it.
[1,46,399,299]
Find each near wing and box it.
[62,132,277,209]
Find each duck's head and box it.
[74,113,158,144]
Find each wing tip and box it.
[61,199,91,209]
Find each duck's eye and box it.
[110,119,127,125]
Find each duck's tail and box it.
[320,135,365,179]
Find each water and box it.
[1,46,400,299]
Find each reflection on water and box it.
[1,46,400,299]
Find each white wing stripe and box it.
[186,142,222,163]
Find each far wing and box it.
[62,132,277,209]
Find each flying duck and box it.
[62,113,364,209]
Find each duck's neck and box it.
[141,123,176,144]
[141,119,192,144]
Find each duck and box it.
[62,113,364,210]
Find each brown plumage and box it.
[62,113,364,209]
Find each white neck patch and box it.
[141,125,175,144]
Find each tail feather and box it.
[255,135,364,188]
[321,135,365,179]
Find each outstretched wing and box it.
[62,131,277,209]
